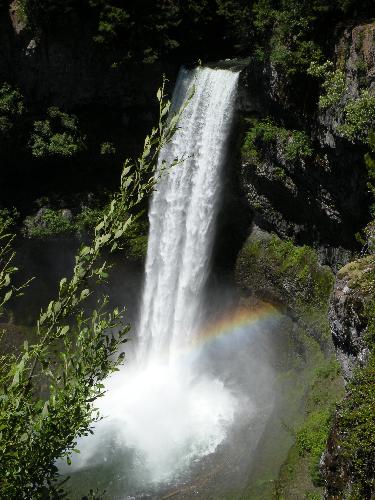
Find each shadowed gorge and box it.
[1,1,375,499]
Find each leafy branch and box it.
[0,77,193,499]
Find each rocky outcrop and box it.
[329,256,374,380]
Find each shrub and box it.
[328,256,375,497]
[30,107,85,158]
[340,90,375,143]
[242,118,313,163]
[0,83,25,136]
[23,208,75,237]
[91,3,130,44]
[296,409,331,486]
[308,61,347,109]
[100,141,116,155]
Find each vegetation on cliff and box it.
[242,118,313,163]
[0,0,374,496]
[1,0,374,227]
[236,230,334,342]
[324,255,375,498]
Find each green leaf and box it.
[60,325,69,336]
[59,277,67,289]
[80,246,91,257]
[42,401,49,418]
[20,433,28,442]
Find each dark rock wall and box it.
[235,22,375,270]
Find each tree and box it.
[0,79,191,498]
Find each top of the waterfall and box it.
[187,58,250,73]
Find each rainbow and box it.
[193,301,281,350]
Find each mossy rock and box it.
[337,254,375,297]
[323,255,375,499]
[235,227,334,344]
[329,254,375,378]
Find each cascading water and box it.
[138,67,240,363]
[68,67,250,492]
[117,66,242,481]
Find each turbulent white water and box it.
[69,67,243,487]
[138,67,239,363]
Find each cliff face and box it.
[0,5,179,208]
[235,21,375,270]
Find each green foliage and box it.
[23,206,106,238]
[23,208,75,237]
[0,217,18,318]
[100,141,116,155]
[0,208,18,233]
[252,0,327,75]
[0,79,191,498]
[30,106,85,158]
[23,205,149,259]
[364,132,375,252]
[250,0,373,76]
[242,118,313,163]
[308,61,347,109]
[336,350,375,497]
[274,352,344,498]
[308,58,375,145]
[88,0,182,62]
[90,2,129,44]
[75,206,104,232]
[296,409,331,486]
[123,219,148,260]
[216,0,252,48]
[329,256,375,497]
[0,83,25,136]
[340,90,375,143]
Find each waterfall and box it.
[69,67,242,487]
[138,67,239,363]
